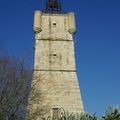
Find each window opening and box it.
[53,108,59,120]
[53,23,57,27]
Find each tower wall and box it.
[27,12,84,119]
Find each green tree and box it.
[102,106,120,120]
[79,113,98,120]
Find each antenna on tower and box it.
[44,0,62,13]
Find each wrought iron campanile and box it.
[45,0,62,13]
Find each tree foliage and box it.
[40,106,120,120]
[102,106,120,120]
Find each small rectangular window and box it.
[53,54,57,56]
[53,23,56,27]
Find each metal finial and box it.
[44,0,62,13]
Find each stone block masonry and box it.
[26,12,84,119]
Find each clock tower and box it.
[27,0,84,119]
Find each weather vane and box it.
[44,0,62,13]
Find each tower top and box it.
[44,0,62,13]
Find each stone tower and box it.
[27,0,84,119]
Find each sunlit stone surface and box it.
[27,11,84,119]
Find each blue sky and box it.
[0,0,120,116]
